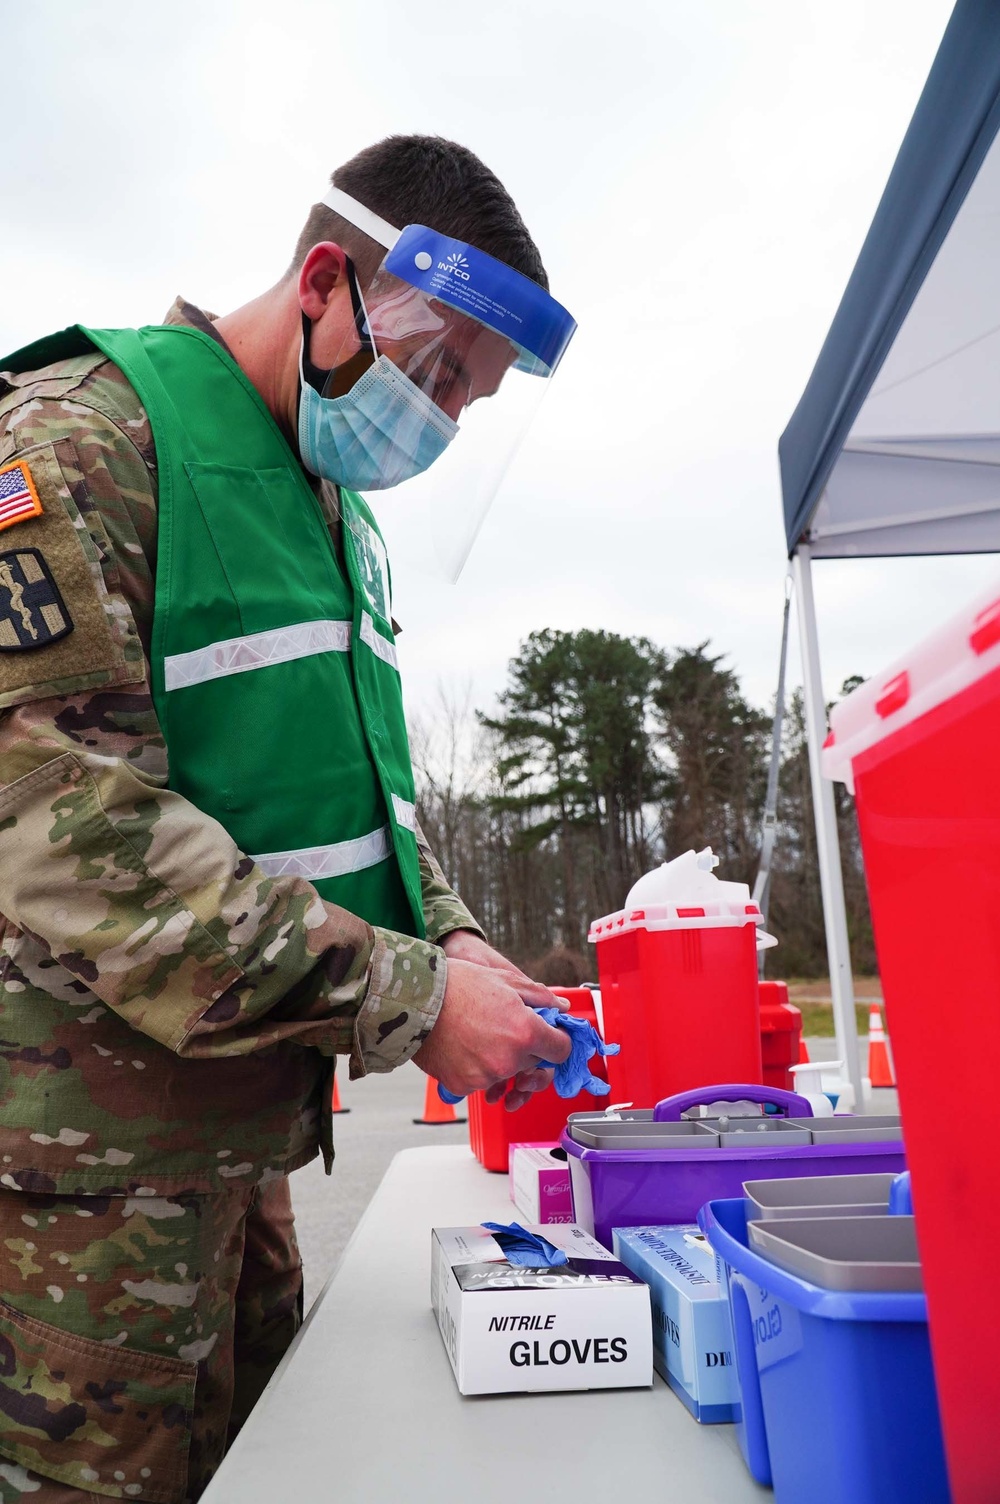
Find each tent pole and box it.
[791,543,865,1108]
[753,571,794,933]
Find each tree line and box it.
[410,628,875,981]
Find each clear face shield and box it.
[298,187,577,581]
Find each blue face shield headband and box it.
[297,188,576,505]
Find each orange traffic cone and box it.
[413,1076,466,1126]
[332,1075,350,1114]
[867,1004,896,1088]
[798,1038,812,1064]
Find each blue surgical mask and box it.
[298,344,458,491]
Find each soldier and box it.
[0,135,577,1501]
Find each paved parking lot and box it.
[290,1062,470,1309]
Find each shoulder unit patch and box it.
[0,460,44,533]
[0,548,73,651]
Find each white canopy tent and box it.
[778,0,1000,1103]
[811,132,1000,561]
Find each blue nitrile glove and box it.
[534,1006,620,1099]
[482,1221,569,1267]
[437,1008,620,1105]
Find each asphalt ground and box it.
[290,1062,470,1310]
[289,1042,899,1313]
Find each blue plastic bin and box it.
[698,1198,949,1503]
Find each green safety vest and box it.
[14,323,424,938]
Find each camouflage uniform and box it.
[0,1179,301,1502]
[0,300,483,1501]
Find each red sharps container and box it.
[823,581,1000,1504]
[588,849,775,1107]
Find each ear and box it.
[298,242,351,320]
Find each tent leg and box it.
[792,544,866,1109]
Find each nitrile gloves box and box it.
[613,1225,738,1423]
[431,1223,652,1396]
[509,1143,574,1224]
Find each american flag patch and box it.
[0,460,43,534]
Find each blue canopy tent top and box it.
[777,0,1000,1101]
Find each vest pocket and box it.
[0,1297,196,1502]
[185,463,336,636]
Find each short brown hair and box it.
[288,135,548,290]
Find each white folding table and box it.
[202,1145,767,1502]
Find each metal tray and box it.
[743,1172,899,1221]
[807,1115,902,1144]
[566,1108,654,1125]
[703,1117,813,1148]
[747,1214,922,1291]
[568,1120,720,1150]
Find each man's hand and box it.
[436,930,571,1110]
[413,956,571,1111]
[439,930,569,1011]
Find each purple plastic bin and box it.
[561,1084,907,1249]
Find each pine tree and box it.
[651,643,770,884]
[480,629,662,948]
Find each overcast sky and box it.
[5,0,997,725]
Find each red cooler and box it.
[589,849,772,1107]
[824,580,1000,1504]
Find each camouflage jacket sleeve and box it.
[0,358,446,1079]
[414,817,486,943]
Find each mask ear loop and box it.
[299,310,325,396]
[300,258,377,397]
[346,261,377,358]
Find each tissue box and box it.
[431,1223,653,1395]
[509,1143,574,1224]
[613,1225,738,1423]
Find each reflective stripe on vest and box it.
[391,794,416,831]
[164,619,352,691]
[360,611,399,670]
[79,323,425,937]
[254,826,393,880]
